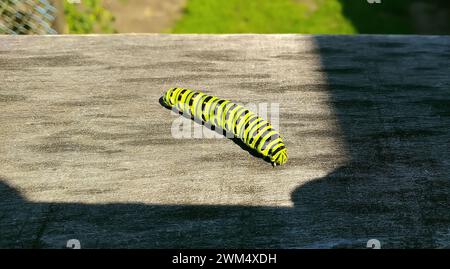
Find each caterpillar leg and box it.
[271,148,288,166]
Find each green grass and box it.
[172,0,450,34]
[172,0,356,34]
[64,0,115,34]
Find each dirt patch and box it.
[103,0,186,33]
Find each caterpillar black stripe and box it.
[162,88,288,166]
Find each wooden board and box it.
[0,35,449,248]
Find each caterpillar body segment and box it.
[163,88,288,166]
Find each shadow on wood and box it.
[291,35,450,248]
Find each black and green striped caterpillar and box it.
[162,88,288,166]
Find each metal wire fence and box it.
[0,0,57,34]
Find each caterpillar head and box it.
[162,88,177,107]
[271,147,288,166]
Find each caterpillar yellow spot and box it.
[162,88,288,166]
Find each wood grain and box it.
[0,35,449,248]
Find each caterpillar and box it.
[162,88,288,166]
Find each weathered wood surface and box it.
[1,35,449,248]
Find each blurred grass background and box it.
[172,0,356,34]
[63,0,116,33]
[172,0,449,34]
